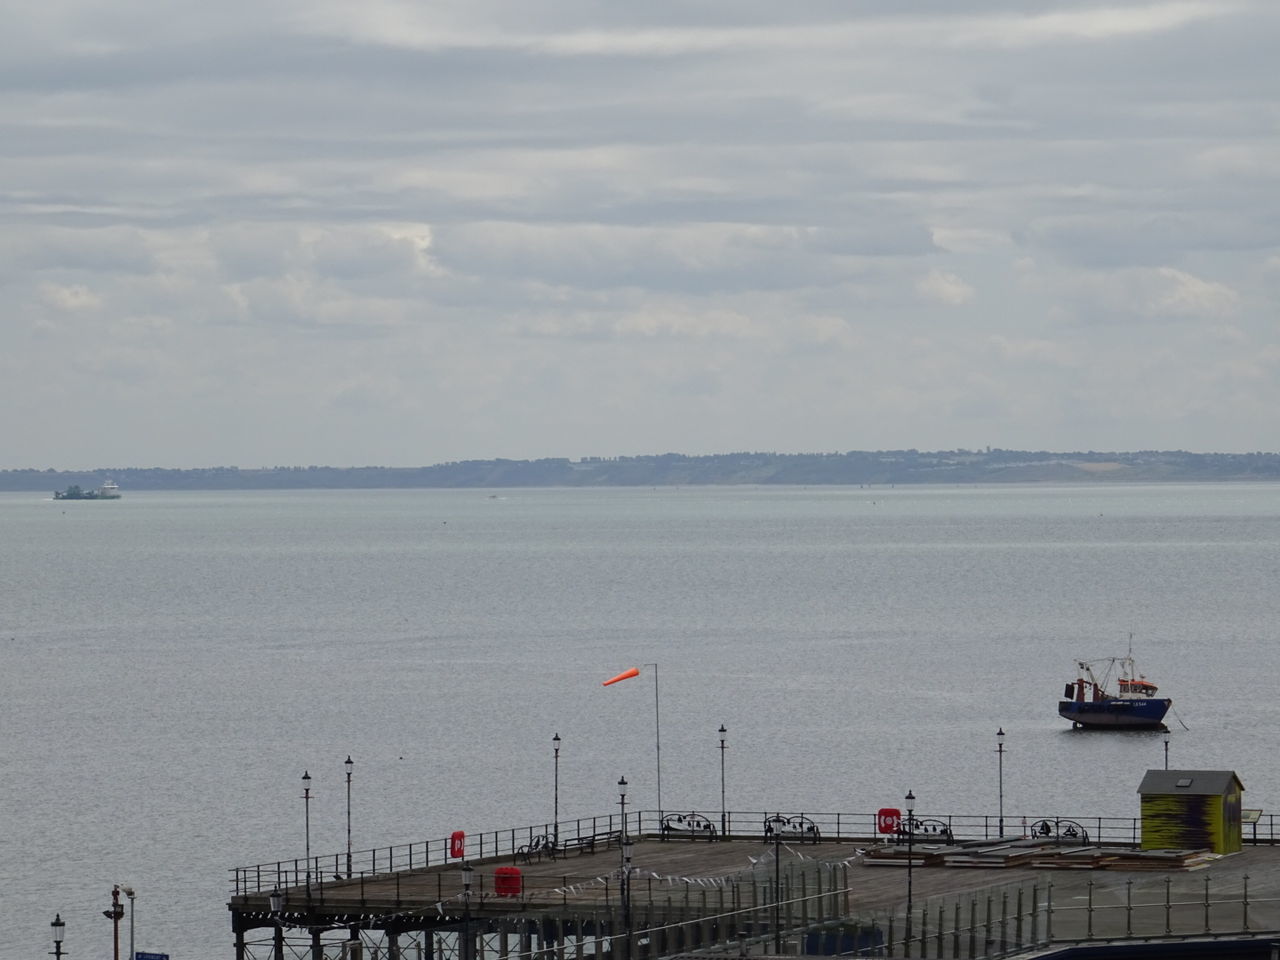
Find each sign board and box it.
[135,952,170,960]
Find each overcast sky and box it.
[4,1,1279,468]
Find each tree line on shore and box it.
[5,448,1280,491]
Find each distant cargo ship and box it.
[1059,653,1170,729]
[54,480,121,500]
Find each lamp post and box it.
[461,861,474,960]
[269,888,285,960]
[121,886,136,960]
[621,837,634,960]
[302,770,313,898]
[996,727,1006,837]
[773,815,782,955]
[618,776,628,839]
[718,725,727,839]
[50,914,65,959]
[1163,730,1170,770]
[345,755,354,877]
[103,884,124,960]
[905,790,916,953]
[553,733,561,845]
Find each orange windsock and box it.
[602,666,641,686]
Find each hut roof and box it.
[1137,769,1244,796]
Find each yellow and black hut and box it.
[1137,769,1244,853]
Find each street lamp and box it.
[103,884,124,960]
[772,814,782,954]
[121,886,136,960]
[1163,730,1170,770]
[461,861,474,960]
[618,776,628,840]
[621,838,634,960]
[50,914,65,959]
[345,755,354,877]
[553,733,561,845]
[269,887,285,960]
[718,725,727,839]
[302,770,313,897]
[905,790,916,951]
[996,728,1006,837]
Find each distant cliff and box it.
[5,449,1280,491]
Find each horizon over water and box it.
[5,482,1280,957]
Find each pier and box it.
[229,809,1280,959]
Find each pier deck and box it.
[231,831,1280,959]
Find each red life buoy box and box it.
[450,830,466,859]
[494,866,523,897]
[877,808,901,834]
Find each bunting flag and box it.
[602,667,641,686]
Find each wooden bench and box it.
[516,833,557,863]
[557,830,623,855]
[762,814,821,844]
[660,812,717,841]
[895,817,953,844]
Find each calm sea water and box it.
[4,483,1280,958]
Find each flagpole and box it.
[647,661,662,815]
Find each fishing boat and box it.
[1058,654,1170,729]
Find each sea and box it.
[4,482,1280,958]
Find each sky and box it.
[4,0,1280,469]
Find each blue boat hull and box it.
[1059,698,1170,729]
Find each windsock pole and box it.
[602,664,663,814]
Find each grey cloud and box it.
[1027,212,1280,268]
[428,221,926,293]
[1,227,157,275]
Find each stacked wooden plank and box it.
[861,838,1218,872]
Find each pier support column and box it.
[274,924,285,960]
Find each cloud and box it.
[1072,267,1242,321]
[916,269,975,305]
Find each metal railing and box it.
[232,808,1280,895]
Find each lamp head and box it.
[618,775,627,796]
[719,724,727,736]
[461,861,474,890]
[997,727,1005,745]
[905,789,915,814]
[553,732,561,749]
[269,887,284,913]
[345,755,354,777]
[121,885,135,899]
[302,770,311,785]
[51,914,65,944]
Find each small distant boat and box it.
[1058,654,1170,729]
[53,480,122,500]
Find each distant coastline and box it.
[5,449,1280,491]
